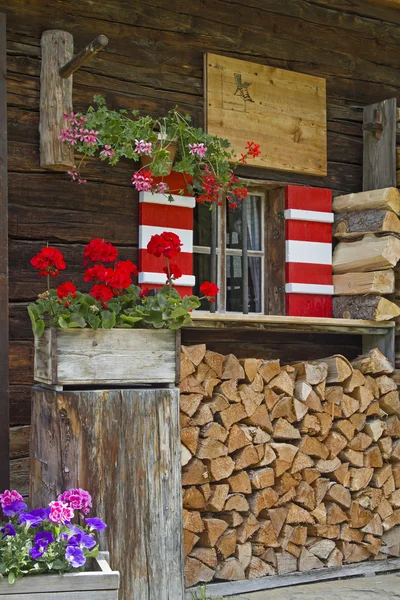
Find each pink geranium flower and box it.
[48,501,74,525]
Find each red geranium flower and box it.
[89,283,114,306]
[115,260,138,276]
[31,247,66,277]
[200,281,219,302]
[147,232,182,259]
[164,263,182,280]
[84,239,118,265]
[56,282,77,300]
[108,264,133,291]
[83,264,110,283]
[139,287,149,298]
[245,141,261,158]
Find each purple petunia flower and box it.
[30,507,50,520]
[30,543,48,560]
[19,512,44,528]
[85,517,107,531]
[66,525,96,550]
[65,545,86,568]
[3,500,27,517]
[34,531,54,545]
[1,523,16,537]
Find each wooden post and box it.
[363,98,397,191]
[39,30,74,169]
[264,188,286,315]
[0,12,9,491]
[30,386,184,600]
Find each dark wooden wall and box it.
[3,0,400,490]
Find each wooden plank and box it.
[39,31,74,169]
[0,554,119,596]
[30,386,184,600]
[0,11,9,490]
[34,329,178,386]
[9,425,30,459]
[0,592,116,599]
[186,557,400,598]
[189,312,394,334]
[265,188,286,315]
[205,53,327,176]
[332,234,400,274]
[333,188,400,215]
[363,99,397,191]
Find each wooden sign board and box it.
[204,53,327,176]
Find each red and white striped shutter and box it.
[138,184,195,295]
[284,185,334,317]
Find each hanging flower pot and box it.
[139,136,178,176]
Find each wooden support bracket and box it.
[363,98,397,191]
[39,30,108,170]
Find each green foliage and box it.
[28,285,201,337]
[190,586,224,600]
[72,96,244,201]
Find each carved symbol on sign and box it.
[234,73,255,111]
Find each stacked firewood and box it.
[180,344,400,588]
[332,187,400,321]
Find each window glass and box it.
[226,255,262,313]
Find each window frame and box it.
[193,191,266,314]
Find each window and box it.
[193,192,265,313]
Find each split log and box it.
[332,234,400,274]
[332,188,400,215]
[184,556,214,587]
[222,354,245,380]
[214,558,245,581]
[298,547,324,571]
[334,270,395,296]
[380,390,400,415]
[216,529,237,559]
[206,484,230,512]
[333,295,400,321]
[351,348,394,375]
[258,360,281,383]
[189,547,217,569]
[291,361,328,385]
[181,444,193,467]
[246,556,275,578]
[333,210,400,239]
[315,355,352,383]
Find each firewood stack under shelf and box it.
[180,344,400,588]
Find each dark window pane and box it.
[226,256,262,313]
[193,253,216,310]
[194,202,215,247]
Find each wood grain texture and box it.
[205,53,327,176]
[363,99,397,192]
[30,386,184,600]
[0,11,9,490]
[265,188,286,316]
[0,556,119,598]
[34,328,179,385]
[39,31,74,169]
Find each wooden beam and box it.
[189,312,394,335]
[0,12,9,490]
[368,0,400,8]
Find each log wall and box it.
[3,0,400,487]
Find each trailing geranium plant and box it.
[28,236,218,336]
[0,488,106,584]
[59,95,261,209]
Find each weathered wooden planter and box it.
[0,553,119,599]
[34,327,180,386]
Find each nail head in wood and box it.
[59,34,109,78]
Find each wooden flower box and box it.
[34,327,180,386]
[0,553,119,599]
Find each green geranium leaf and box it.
[8,572,16,585]
[70,313,86,328]
[101,310,116,329]
[58,316,69,329]
[120,315,143,325]
[33,319,45,337]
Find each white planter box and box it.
[34,327,180,386]
[0,553,119,599]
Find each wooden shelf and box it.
[189,312,395,335]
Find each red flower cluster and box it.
[200,281,219,302]
[246,141,261,158]
[83,240,138,306]
[197,169,223,207]
[163,263,182,281]
[31,247,66,277]
[57,282,77,300]
[147,232,182,259]
[83,238,119,266]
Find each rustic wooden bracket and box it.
[363,108,385,139]
[363,98,397,191]
[39,30,108,170]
